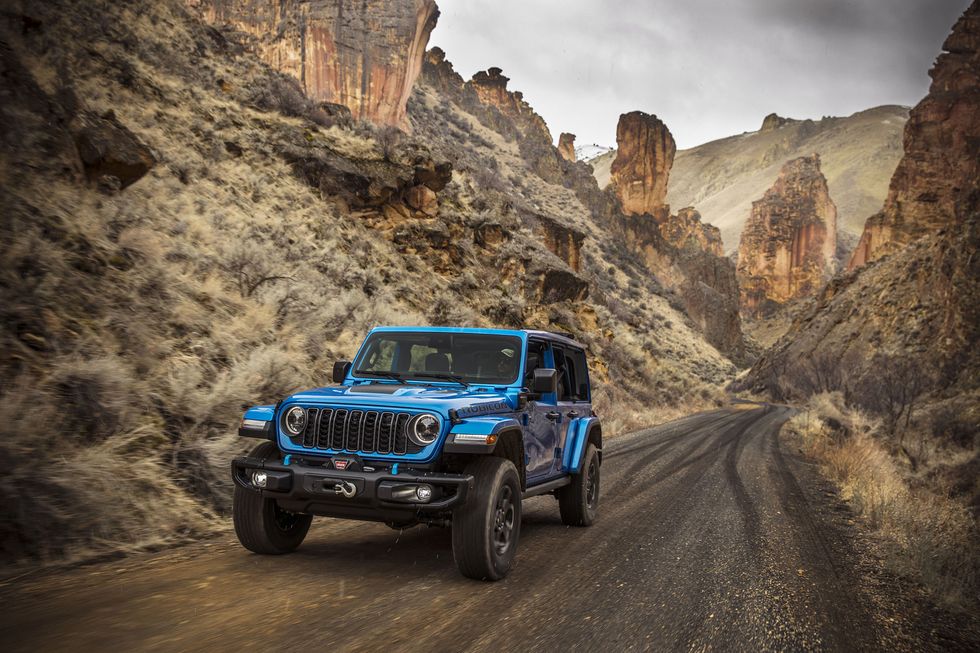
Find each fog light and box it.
[416,484,433,502]
[252,470,268,488]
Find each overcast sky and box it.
[429,0,971,150]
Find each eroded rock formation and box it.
[609,111,676,217]
[186,0,439,128]
[558,133,576,162]
[760,113,793,132]
[849,4,980,269]
[660,207,724,256]
[737,155,837,316]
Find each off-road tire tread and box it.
[233,441,312,554]
[452,456,521,581]
[558,443,599,526]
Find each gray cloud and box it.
[429,0,971,149]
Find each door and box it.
[555,345,590,471]
[524,339,560,483]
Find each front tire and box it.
[452,457,522,581]
[233,441,312,554]
[558,443,600,526]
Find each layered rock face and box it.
[558,133,576,162]
[185,0,439,128]
[849,3,980,269]
[609,111,676,217]
[466,67,553,145]
[737,155,838,317]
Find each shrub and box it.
[786,393,979,609]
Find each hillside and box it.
[0,0,737,561]
[590,106,906,252]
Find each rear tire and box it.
[452,457,522,581]
[233,441,312,554]
[558,443,600,526]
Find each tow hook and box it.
[334,481,357,498]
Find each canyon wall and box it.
[737,155,838,316]
[849,4,980,269]
[185,0,439,129]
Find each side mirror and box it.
[332,360,352,383]
[532,368,558,395]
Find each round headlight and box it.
[282,406,307,436]
[409,413,440,446]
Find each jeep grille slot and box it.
[314,408,333,449]
[296,407,416,456]
[302,407,319,448]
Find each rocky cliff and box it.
[609,111,675,217]
[558,133,576,162]
[744,1,980,408]
[592,112,744,359]
[185,0,438,129]
[660,207,724,256]
[848,5,980,269]
[737,155,838,317]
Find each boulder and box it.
[70,111,155,189]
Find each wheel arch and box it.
[587,421,602,466]
[491,427,527,490]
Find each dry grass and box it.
[784,392,979,610]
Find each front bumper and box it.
[231,455,473,522]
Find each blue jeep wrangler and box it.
[232,326,602,580]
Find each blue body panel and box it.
[243,326,598,477]
[244,405,275,422]
[562,417,599,473]
[448,416,523,436]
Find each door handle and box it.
[546,411,561,421]
[567,410,580,418]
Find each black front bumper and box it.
[231,455,473,522]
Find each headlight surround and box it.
[282,406,307,436]
[409,413,440,446]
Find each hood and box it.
[285,383,516,414]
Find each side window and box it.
[524,341,546,388]
[566,347,590,401]
[553,347,573,402]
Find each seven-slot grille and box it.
[294,407,418,455]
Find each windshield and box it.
[352,332,523,386]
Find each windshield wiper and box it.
[411,372,471,387]
[353,369,404,382]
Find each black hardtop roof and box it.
[524,330,587,350]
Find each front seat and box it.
[424,352,451,373]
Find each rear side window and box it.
[562,347,590,401]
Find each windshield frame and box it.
[349,329,526,387]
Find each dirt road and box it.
[0,405,968,651]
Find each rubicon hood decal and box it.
[456,401,511,417]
